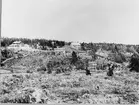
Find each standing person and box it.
[71,51,78,65]
[85,59,91,75]
[107,63,114,76]
[86,68,91,75]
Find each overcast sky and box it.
[1,0,139,44]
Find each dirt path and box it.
[0,67,27,74]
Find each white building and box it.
[9,41,24,47]
[70,42,81,49]
[8,41,33,51]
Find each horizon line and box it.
[1,36,138,46]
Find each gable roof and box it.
[13,41,22,44]
[55,45,85,53]
[70,42,80,46]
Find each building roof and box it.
[70,42,80,46]
[55,45,85,53]
[13,41,22,44]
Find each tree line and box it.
[1,37,68,50]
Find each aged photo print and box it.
[0,0,139,104]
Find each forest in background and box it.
[1,37,139,64]
[2,37,139,52]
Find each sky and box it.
[1,0,139,44]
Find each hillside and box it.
[1,38,139,104]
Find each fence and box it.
[88,62,97,71]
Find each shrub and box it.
[0,94,31,103]
[123,93,139,104]
[74,59,85,70]
[71,51,78,65]
[110,53,126,63]
[46,55,72,74]
[1,49,14,63]
[128,54,139,72]
[37,66,47,73]
[45,54,88,74]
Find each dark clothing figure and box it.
[86,69,91,75]
[71,51,78,65]
[85,59,91,76]
[107,63,114,76]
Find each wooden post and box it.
[0,0,2,67]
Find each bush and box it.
[37,66,47,73]
[128,54,139,72]
[0,94,30,103]
[45,54,88,74]
[46,55,72,74]
[123,93,139,104]
[74,59,85,70]
[1,49,14,62]
[110,53,126,63]
[71,51,78,65]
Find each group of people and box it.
[85,62,116,76]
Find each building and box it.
[54,45,85,55]
[9,41,24,47]
[54,45,76,55]
[70,42,81,49]
[8,41,33,51]
[95,48,109,58]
